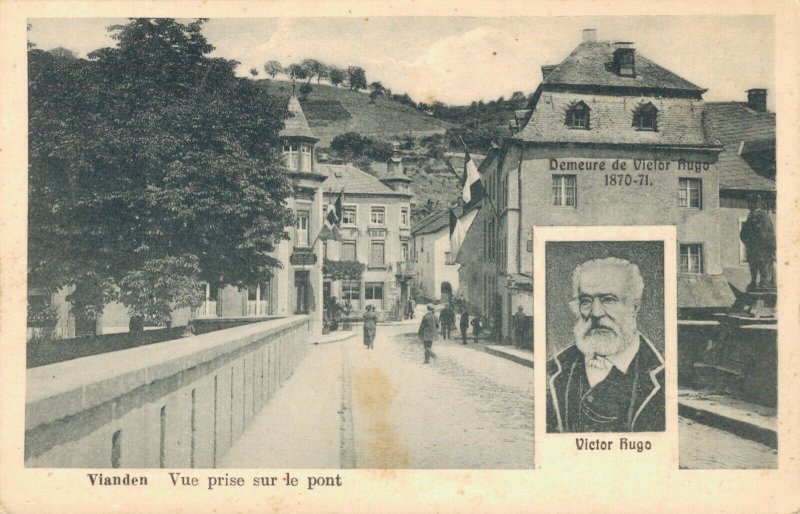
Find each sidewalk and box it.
[220,332,358,468]
[678,388,777,449]
[484,345,533,368]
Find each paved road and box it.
[348,323,534,469]
[222,321,773,470]
[679,417,777,469]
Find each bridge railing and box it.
[25,315,311,468]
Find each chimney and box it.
[613,42,635,77]
[582,28,597,42]
[746,89,768,113]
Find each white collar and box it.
[583,334,641,388]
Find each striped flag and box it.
[462,150,485,208]
[449,208,467,258]
[319,190,343,241]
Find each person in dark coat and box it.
[362,305,378,349]
[439,304,454,340]
[740,193,776,290]
[512,305,528,349]
[418,304,439,363]
[459,307,470,345]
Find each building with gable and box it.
[318,146,414,318]
[411,204,479,302]
[457,28,735,343]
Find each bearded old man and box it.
[546,257,665,433]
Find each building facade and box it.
[319,150,414,319]
[411,205,479,302]
[457,29,735,342]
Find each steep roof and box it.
[280,95,318,140]
[542,41,705,93]
[514,92,712,147]
[705,102,776,191]
[317,163,409,196]
[410,203,479,236]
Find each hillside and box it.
[261,80,454,147]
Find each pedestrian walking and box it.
[459,307,470,345]
[439,304,454,339]
[418,303,439,364]
[363,305,378,349]
[471,315,482,344]
[512,305,528,349]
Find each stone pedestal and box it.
[726,290,777,323]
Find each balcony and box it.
[395,261,415,277]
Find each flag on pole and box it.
[319,190,343,241]
[449,208,467,258]
[462,150,485,208]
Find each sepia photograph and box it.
[10,8,787,504]
[545,241,665,434]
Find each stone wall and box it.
[25,316,310,468]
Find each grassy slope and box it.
[261,79,454,147]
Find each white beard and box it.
[574,315,637,359]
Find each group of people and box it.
[435,303,479,346]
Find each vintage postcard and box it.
[1,1,799,513]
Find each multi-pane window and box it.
[295,209,309,246]
[565,102,590,129]
[680,244,704,273]
[300,145,312,171]
[342,206,357,225]
[633,104,658,131]
[369,241,385,267]
[365,282,384,300]
[283,144,299,170]
[552,175,577,207]
[401,242,409,261]
[445,251,454,265]
[370,206,385,225]
[678,178,702,208]
[341,241,357,261]
[342,280,360,303]
[400,207,409,227]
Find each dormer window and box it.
[633,103,658,131]
[565,101,590,129]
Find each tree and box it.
[299,82,313,99]
[286,62,308,83]
[347,66,367,91]
[28,18,294,325]
[301,58,329,84]
[48,47,79,60]
[329,67,345,87]
[263,59,283,79]
[330,132,393,162]
[249,67,259,77]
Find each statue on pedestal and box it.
[740,193,776,291]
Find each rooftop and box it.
[541,41,705,93]
[317,163,410,196]
[705,101,776,191]
[280,95,318,141]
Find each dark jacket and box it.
[418,312,439,341]
[459,311,470,329]
[439,306,454,326]
[546,334,665,433]
[362,311,378,336]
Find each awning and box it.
[678,274,735,309]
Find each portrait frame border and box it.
[532,225,677,469]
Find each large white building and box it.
[411,205,478,302]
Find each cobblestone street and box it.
[348,323,534,469]
[678,417,777,469]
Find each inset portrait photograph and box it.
[545,241,665,433]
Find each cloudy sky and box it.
[28,16,774,106]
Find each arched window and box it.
[565,101,590,129]
[633,103,658,131]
